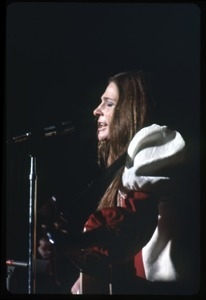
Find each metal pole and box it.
[28,155,37,294]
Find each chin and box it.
[98,134,109,141]
[97,129,110,141]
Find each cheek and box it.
[107,110,115,123]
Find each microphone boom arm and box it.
[6,121,75,144]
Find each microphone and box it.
[6,259,28,267]
[6,121,75,144]
[6,259,52,274]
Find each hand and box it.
[71,276,81,294]
[38,238,53,259]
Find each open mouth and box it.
[98,122,107,129]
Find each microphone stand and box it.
[28,154,37,294]
[7,121,75,294]
[7,136,38,293]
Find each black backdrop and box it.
[4,2,201,295]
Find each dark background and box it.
[3,2,201,295]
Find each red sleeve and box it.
[83,191,158,263]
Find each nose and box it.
[93,104,103,116]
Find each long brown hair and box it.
[97,70,152,209]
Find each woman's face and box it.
[93,82,119,141]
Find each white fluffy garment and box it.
[122,124,186,194]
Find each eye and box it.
[106,99,116,107]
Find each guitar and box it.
[38,196,113,294]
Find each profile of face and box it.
[93,82,119,141]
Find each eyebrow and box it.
[102,96,117,102]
